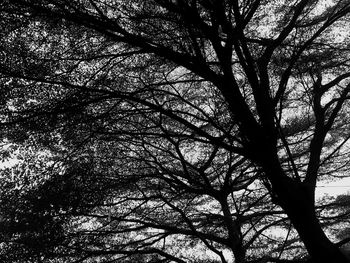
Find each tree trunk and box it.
[233,247,246,263]
[275,178,349,263]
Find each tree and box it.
[0,0,350,262]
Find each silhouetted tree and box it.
[0,1,350,262]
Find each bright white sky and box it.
[316,177,350,198]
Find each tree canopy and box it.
[1,0,350,262]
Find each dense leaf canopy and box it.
[0,1,350,263]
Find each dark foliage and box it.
[0,1,350,263]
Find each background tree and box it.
[0,0,350,262]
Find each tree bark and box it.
[234,249,246,263]
[274,177,349,263]
[257,147,349,263]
